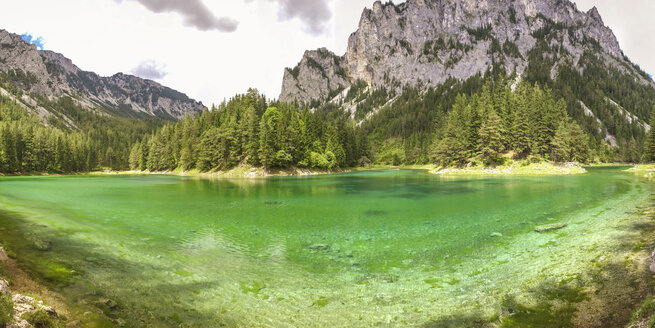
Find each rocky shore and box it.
[97,164,354,179]
[431,162,587,176]
[628,164,655,178]
[0,247,62,328]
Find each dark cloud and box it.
[117,0,238,32]
[268,0,332,35]
[131,60,168,80]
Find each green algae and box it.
[312,297,329,308]
[0,294,13,327]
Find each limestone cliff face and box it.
[279,48,350,104]
[280,0,636,104]
[0,29,204,120]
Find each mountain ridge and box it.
[0,29,205,122]
[280,0,652,105]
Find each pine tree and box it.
[512,92,531,156]
[479,108,504,164]
[129,141,141,170]
[552,120,588,163]
[642,113,655,162]
[433,94,470,166]
[259,107,280,169]
[242,106,260,165]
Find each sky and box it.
[0,0,652,106]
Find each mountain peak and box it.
[280,0,633,104]
[587,6,603,23]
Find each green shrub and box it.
[632,295,655,323]
[0,294,13,327]
[22,309,60,328]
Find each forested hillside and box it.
[280,0,655,168]
[0,96,163,173]
[3,0,655,174]
[127,79,603,173]
[128,89,367,172]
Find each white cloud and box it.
[131,60,167,80]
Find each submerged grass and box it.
[424,191,655,328]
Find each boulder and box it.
[308,244,330,251]
[534,223,567,233]
[0,280,9,295]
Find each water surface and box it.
[0,168,650,326]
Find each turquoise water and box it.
[0,168,651,326]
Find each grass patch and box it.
[500,297,577,328]
[631,294,655,324]
[0,293,13,327]
[432,161,587,176]
[312,297,329,308]
[22,309,62,328]
[240,281,265,295]
[496,279,589,328]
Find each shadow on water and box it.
[422,194,655,328]
[423,261,650,328]
[0,210,241,327]
[364,210,388,216]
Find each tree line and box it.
[0,95,162,174]
[0,77,652,175]
[431,81,590,166]
[128,89,368,172]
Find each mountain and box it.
[280,0,655,156]
[0,29,204,123]
[281,0,650,103]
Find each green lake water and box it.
[0,168,652,327]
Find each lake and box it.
[0,168,652,327]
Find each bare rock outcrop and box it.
[0,29,204,120]
[280,0,644,104]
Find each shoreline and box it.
[1,163,643,179]
[628,164,655,178]
[430,162,588,176]
[0,163,600,179]
[0,246,68,328]
[92,165,356,178]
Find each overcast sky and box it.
[0,0,652,106]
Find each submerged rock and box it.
[95,299,118,310]
[308,244,330,251]
[8,319,31,328]
[534,223,567,233]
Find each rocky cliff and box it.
[0,29,204,121]
[280,0,649,104]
